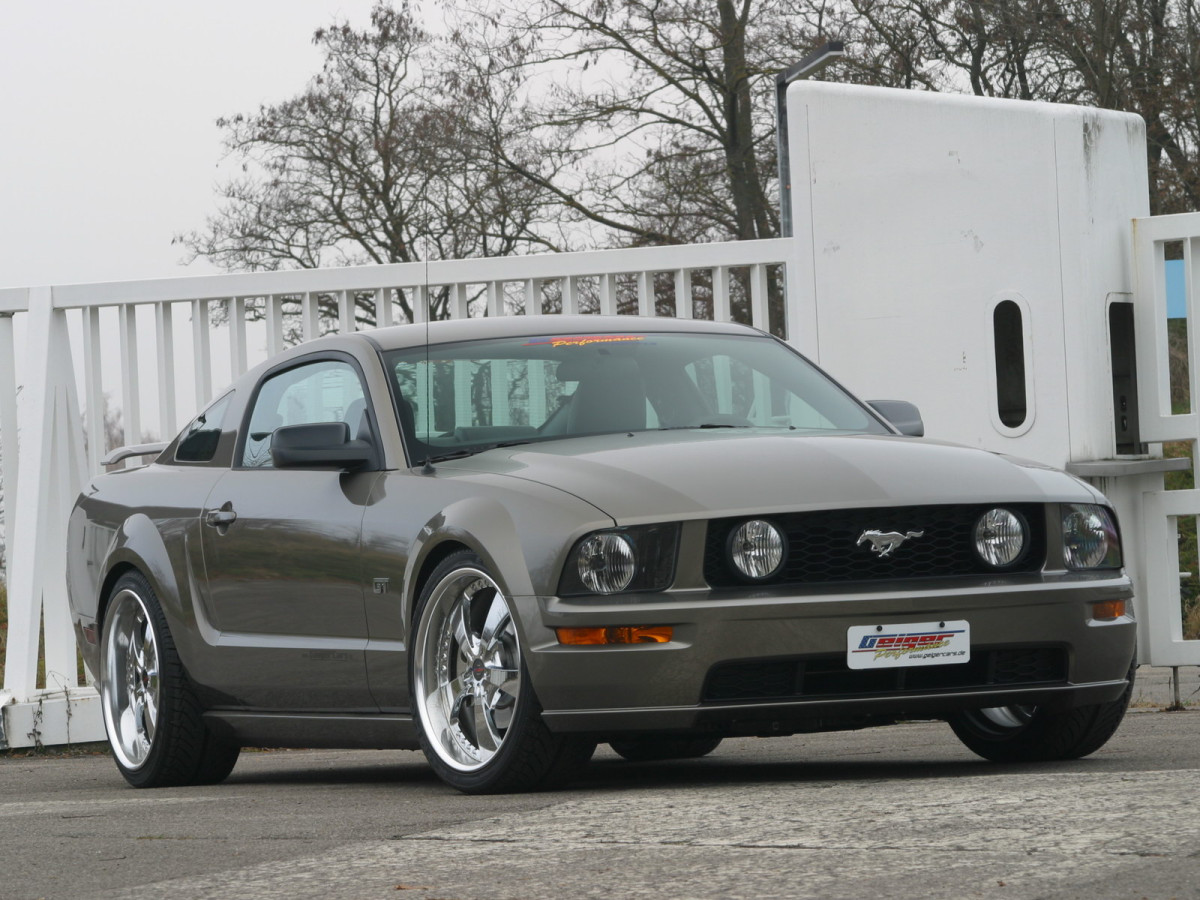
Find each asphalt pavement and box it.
[2,677,1198,900]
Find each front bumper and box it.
[514,572,1135,735]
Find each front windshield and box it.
[383,330,888,462]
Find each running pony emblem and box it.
[856,529,925,558]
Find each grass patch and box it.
[0,741,109,759]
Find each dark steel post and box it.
[776,42,844,238]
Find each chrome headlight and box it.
[1062,504,1122,569]
[973,507,1028,567]
[559,524,680,596]
[728,519,785,581]
[576,533,635,593]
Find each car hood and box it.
[438,430,1102,523]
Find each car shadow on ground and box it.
[216,745,1128,793]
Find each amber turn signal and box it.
[556,626,673,645]
[1091,599,1127,620]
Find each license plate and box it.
[846,620,970,670]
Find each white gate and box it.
[1133,212,1200,667]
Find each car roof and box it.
[231,315,770,390]
[361,315,763,352]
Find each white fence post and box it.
[80,306,104,471]
[1,287,99,748]
[192,299,212,408]
[0,306,20,580]
[118,304,141,447]
[155,301,177,439]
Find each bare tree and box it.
[178,3,558,322]
[450,0,846,248]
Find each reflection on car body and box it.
[66,316,1137,793]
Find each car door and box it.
[199,353,380,712]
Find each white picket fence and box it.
[0,238,798,747]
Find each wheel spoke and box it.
[484,664,519,695]
[130,629,145,671]
[446,678,470,724]
[142,688,158,740]
[141,631,156,670]
[472,693,500,754]
[452,603,476,662]
[480,593,510,646]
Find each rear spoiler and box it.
[101,442,169,467]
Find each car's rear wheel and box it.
[100,571,239,787]
[411,550,594,793]
[948,660,1136,762]
[609,735,723,762]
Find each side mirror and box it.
[270,422,375,469]
[868,400,925,437]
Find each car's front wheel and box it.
[410,550,595,793]
[100,571,240,787]
[948,660,1136,763]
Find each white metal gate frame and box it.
[1133,212,1200,667]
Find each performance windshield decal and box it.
[524,335,646,348]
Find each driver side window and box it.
[241,359,368,468]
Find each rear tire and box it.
[99,571,240,787]
[410,550,595,793]
[948,660,1136,763]
[609,735,723,762]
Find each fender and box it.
[403,495,532,619]
[97,512,209,673]
[98,514,179,618]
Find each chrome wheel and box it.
[413,566,523,772]
[975,704,1036,731]
[100,588,161,771]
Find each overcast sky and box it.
[0,0,383,289]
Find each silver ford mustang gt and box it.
[66,316,1136,793]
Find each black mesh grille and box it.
[991,648,1065,684]
[704,503,1046,589]
[702,647,1067,703]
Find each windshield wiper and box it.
[658,422,752,430]
[425,448,479,463]
[426,439,533,464]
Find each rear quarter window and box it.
[175,392,233,463]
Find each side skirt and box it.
[203,711,421,750]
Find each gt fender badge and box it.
[857,529,924,558]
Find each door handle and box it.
[204,504,237,527]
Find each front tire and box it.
[99,571,239,787]
[410,550,594,793]
[948,661,1136,763]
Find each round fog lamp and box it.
[577,533,636,594]
[974,508,1026,567]
[729,519,785,580]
